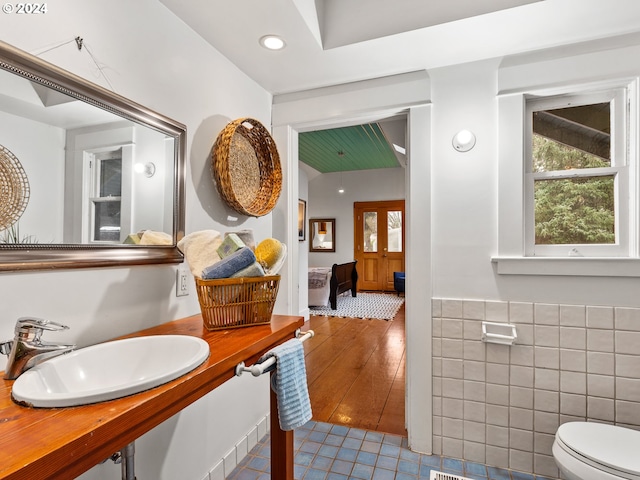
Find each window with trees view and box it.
[525,88,629,257]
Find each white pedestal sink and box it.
[11,335,210,407]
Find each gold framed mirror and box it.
[0,41,186,272]
[309,218,335,253]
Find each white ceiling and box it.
[160,0,640,95]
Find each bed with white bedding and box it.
[308,261,358,309]
[308,267,332,307]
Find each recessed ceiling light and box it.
[259,35,286,50]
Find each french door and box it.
[354,200,405,291]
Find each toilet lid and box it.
[557,422,640,478]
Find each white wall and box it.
[131,125,173,234]
[430,54,640,308]
[307,167,406,266]
[430,59,501,300]
[0,111,64,243]
[0,2,273,479]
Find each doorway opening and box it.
[275,97,432,453]
[301,120,407,435]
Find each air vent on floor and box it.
[430,471,472,480]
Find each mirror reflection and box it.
[0,41,185,271]
[309,218,335,252]
[0,68,175,245]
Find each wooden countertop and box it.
[0,314,304,480]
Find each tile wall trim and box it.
[432,298,640,478]
[207,413,270,480]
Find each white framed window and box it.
[524,88,630,257]
[494,78,640,276]
[88,149,122,243]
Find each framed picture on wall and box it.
[298,199,306,241]
[309,218,336,252]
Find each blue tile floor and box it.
[227,421,556,480]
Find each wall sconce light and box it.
[134,162,156,178]
[452,130,476,152]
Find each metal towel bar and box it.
[235,328,314,377]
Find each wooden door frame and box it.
[354,200,406,292]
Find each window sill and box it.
[491,256,640,277]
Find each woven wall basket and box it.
[0,144,30,231]
[212,118,282,217]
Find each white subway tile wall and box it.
[432,298,640,479]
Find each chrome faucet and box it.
[0,317,75,380]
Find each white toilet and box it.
[553,421,640,480]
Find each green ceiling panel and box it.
[299,123,399,173]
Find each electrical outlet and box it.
[176,266,189,297]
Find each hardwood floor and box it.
[300,301,406,436]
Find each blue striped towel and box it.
[258,338,312,431]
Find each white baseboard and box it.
[208,413,271,480]
[300,307,310,320]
